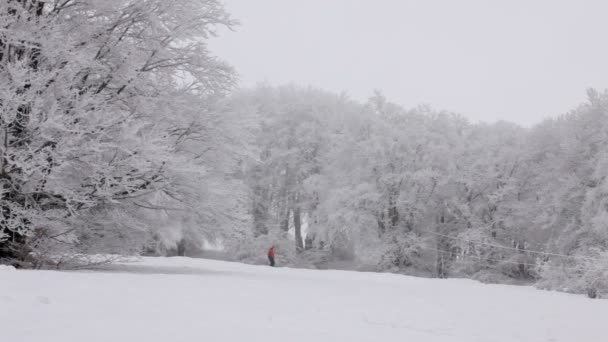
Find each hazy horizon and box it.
[212,0,608,127]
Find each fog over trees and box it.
[1,0,607,297]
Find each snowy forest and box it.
[1,0,608,298]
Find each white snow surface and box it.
[1,257,606,342]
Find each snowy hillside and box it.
[1,257,606,342]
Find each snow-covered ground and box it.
[1,257,606,342]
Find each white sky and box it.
[211,0,608,126]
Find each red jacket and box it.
[268,247,275,258]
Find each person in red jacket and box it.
[268,245,276,267]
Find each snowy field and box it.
[1,257,607,342]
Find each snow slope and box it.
[1,257,606,342]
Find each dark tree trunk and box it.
[252,182,269,237]
[517,240,528,278]
[435,251,446,279]
[304,234,314,250]
[280,166,292,232]
[435,214,448,278]
[388,191,399,227]
[376,212,386,236]
[280,207,290,232]
[293,205,303,252]
[176,238,186,257]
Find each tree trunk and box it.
[376,212,386,236]
[252,181,269,237]
[304,233,314,250]
[388,191,399,227]
[280,166,292,232]
[176,238,186,257]
[280,207,290,232]
[293,205,304,252]
[517,240,527,278]
[435,214,448,278]
[435,250,446,279]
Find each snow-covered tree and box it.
[233,84,608,296]
[0,0,244,266]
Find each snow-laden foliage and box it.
[230,85,608,297]
[0,0,249,267]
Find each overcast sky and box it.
[211,0,608,126]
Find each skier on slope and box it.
[268,245,276,267]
